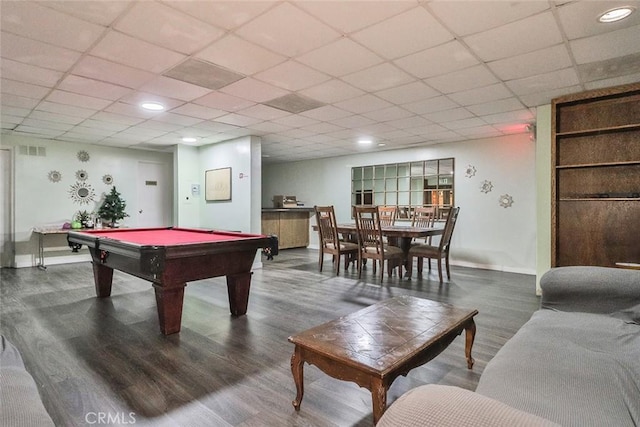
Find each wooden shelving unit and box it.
[551,83,640,267]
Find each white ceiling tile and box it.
[36,101,97,118]
[117,126,168,139]
[404,124,448,136]
[272,115,319,128]
[375,81,440,104]
[104,102,163,119]
[518,85,582,107]
[0,59,62,87]
[402,96,459,115]
[215,113,264,127]
[557,1,640,40]
[2,1,106,51]
[134,120,184,133]
[300,105,352,121]
[464,12,563,61]
[115,2,224,55]
[163,1,275,30]
[196,35,286,76]
[456,126,503,138]
[505,68,580,96]
[342,63,415,92]
[442,117,487,130]
[570,24,640,64]
[487,44,573,81]
[423,107,474,123]
[78,119,130,132]
[138,76,213,101]
[169,103,227,120]
[0,32,81,71]
[239,104,291,121]
[150,112,204,127]
[246,121,292,134]
[89,31,186,73]
[21,118,74,131]
[38,1,132,26]
[297,1,415,33]
[1,79,50,99]
[28,110,86,125]
[220,78,289,103]
[428,1,549,36]
[481,109,535,125]
[194,92,255,111]
[63,128,114,138]
[57,75,131,101]
[383,115,433,130]
[254,61,331,91]
[300,122,345,135]
[352,6,453,59]
[1,106,30,118]
[190,121,240,133]
[448,83,513,106]
[1,94,41,109]
[584,72,640,90]
[425,65,499,94]
[91,111,145,126]
[394,40,479,79]
[334,94,393,114]
[299,79,365,104]
[297,38,383,77]
[467,98,526,116]
[235,3,341,57]
[362,106,414,122]
[14,125,64,137]
[46,90,113,110]
[71,56,155,89]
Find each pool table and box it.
[68,227,273,335]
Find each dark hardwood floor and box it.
[1,249,540,426]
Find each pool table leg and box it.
[153,284,186,335]
[226,272,252,316]
[92,262,113,297]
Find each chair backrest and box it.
[438,207,460,252]
[354,205,384,254]
[314,205,339,249]
[411,207,435,228]
[378,205,397,227]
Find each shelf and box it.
[555,123,640,137]
[556,160,640,169]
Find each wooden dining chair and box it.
[314,205,359,275]
[407,207,460,283]
[378,205,397,227]
[354,206,404,282]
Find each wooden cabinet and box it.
[551,83,640,267]
[261,209,312,249]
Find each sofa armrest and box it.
[378,385,559,427]
[540,266,640,314]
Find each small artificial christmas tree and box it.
[98,186,129,227]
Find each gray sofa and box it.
[379,266,640,426]
[0,335,55,426]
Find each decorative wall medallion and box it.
[102,174,114,185]
[77,150,90,162]
[465,165,477,178]
[499,194,514,208]
[69,181,96,205]
[76,170,88,181]
[480,180,493,193]
[48,170,62,183]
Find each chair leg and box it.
[319,249,324,272]
[427,257,432,271]
[445,252,451,280]
[417,257,423,274]
[358,254,363,279]
[407,255,413,277]
[437,258,443,283]
[380,259,385,283]
[335,254,341,275]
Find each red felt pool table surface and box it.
[67,227,272,335]
[81,227,265,246]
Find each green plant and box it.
[98,187,129,226]
[75,210,91,224]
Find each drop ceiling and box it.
[1,1,639,163]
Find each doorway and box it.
[137,161,171,228]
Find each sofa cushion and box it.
[378,384,559,426]
[476,310,640,427]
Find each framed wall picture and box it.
[205,167,231,201]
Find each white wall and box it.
[263,133,537,275]
[535,105,552,294]
[3,135,172,267]
[173,144,201,228]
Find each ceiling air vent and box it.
[263,94,325,114]
[163,58,245,90]
[18,145,46,156]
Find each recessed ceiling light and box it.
[378,143,386,147]
[598,6,635,23]
[182,137,197,143]
[358,139,372,145]
[141,102,164,111]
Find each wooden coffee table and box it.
[288,295,478,424]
